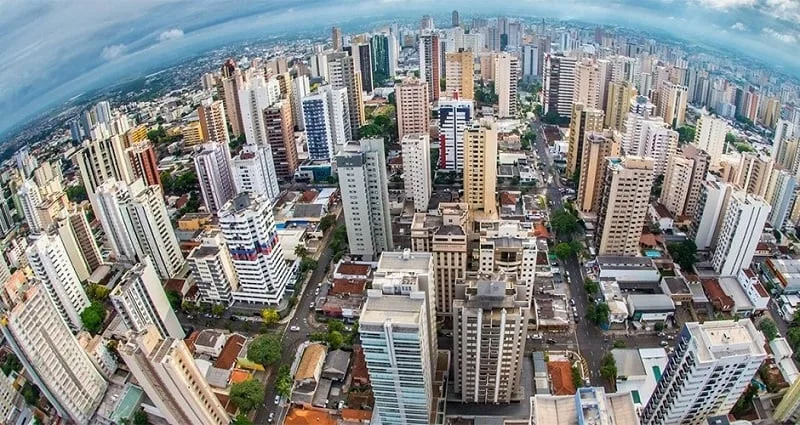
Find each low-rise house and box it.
[291,343,327,405]
[701,278,734,313]
[626,294,675,324]
[321,349,351,382]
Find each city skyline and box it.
[2,0,800,140]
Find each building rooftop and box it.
[435,224,465,236]
[335,262,372,277]
[597,256,655,269]
[687,320,766,363]
[195,329,226,349]
[295,343,326,382]
[627,294,675,311]
[662,277,690,296]
[376,250,432,272]
[284,406,336,425]
[717,276,754,311]
[361,292,424,326]
[612,349,646,377]
[213,334,246,370]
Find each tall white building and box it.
[17,179,43,232]
[361,251,437,425]
[573,59,601,109]
[657,81,688,128]
[437,97,473,171]
[641,320,767,425]
[642,121,679,176]
[187,230,239,305]
[292,74,311,130]
[711,190,770,275]
[230,143,281,204]
[521,44,539,82]
[692,178,732,251]
[72,135,133,196]
[302,85,351,160]
[336,139,393,259]
[475,220,538,301]
[218,193,292,305]
[401,134,432,212]
[110,257,185,339]
[118,326,230,425]
[238,74,281,146]
[1,284,108,424]
[694,114,730,167]
[765,169,797,228]
[55,207,103,281]
[774,119,795,155]
[495,53,519,118]
[194,142,236,213]
[95,179,183,279]
[26,233,90,330]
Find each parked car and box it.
[268,412,274,423]
[290,325,301,332]
[546,338,557,344]
[660,340,669,346]
[569,298,576,306]
[274,395,281,405]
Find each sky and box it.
[1,0,799,138]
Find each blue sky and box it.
[1,0,799,138]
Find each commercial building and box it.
[419,33,441,102]
[453,272,529,403]
[694,114,729,167]
[397,80,430,140]
[118,326,230,425]
[302,88,338,160]
[495,53,519,118]
[437,97,473,171]
[1,284,108,424]
[445,50,474,99]
[230,143,281,204]
[577,132,617,215]
[346,43,374,93]
[26,233,90,330]
[401,134,432,212]
[336,139,393,259]
[641,320,767,425]
[194,141,236,214]
[521,44,540,82]
[596,157,655,256]
[711,190,770,275]
[111,257,185,339]
[463,120,498,215]
[218,193,293,304]
[659,145,710,217]
[566,103,604,178]
[187,230,239,305]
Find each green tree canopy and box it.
[328,330,345,350]
[759,318,779,341]
[586,302,610,326]
[66,184,88,203]
[584,279,599,296]
[599,353,617,387]
[276,364,293,398]
[81,301,107,334]
[667,240,698,271]
[319,215,337,232]
[232,414,253,425]
[247,334,282,367]
[260,308,279,326]
[550,208,578,237]
[229,379,265,414]
[133,410,149,425]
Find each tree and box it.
[359,123,382,138]
[550,208,578,238]
[295,245,309,259]
[319,215,337,232]
[165,290,181,310]
[260,308,279,326]
[328,330,345,350]
[571,365,583,389]
[211,303,226,317]
[21,382,39,406]
[667,240,698,271]
[66,184,88,203]
[725,132,737,145]
[732,384,757,417]
[676,126,696,145]
[736,142,754,153]
[247,334,282,367]
[81,301,107,334]
[759,318,779,341]
[133,410,149,425]
[599,353,617,387]
[229,379,265,414]
[613,340,626,349]
[584,279,599,296]
[554,242,575,260]
[276,364,293,397]
[1,353,22,377]
[86,284,111,302]
[586,302,610,326]
[232,414,253,425]
[300,258,318,273]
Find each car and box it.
[268,412,274,423]
[186,315,194,319]
[290,325,301,332]
[667,335,674,340]
[274,395,281,405]
[344,326,352,332]
[309,302,315,309]
[569,298,576,306]
[660,340,669,346]
[657,332,666,337]
[546,338,557,344]
[337,400,345,410]
[314,289,320,295]
[230,316,239,322]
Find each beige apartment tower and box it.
[494,53,519,118]
[445,50,474,100]
[660,145,710,217]
[596,156,655,256]
[577,132,618,215]
[197,100,229,144]
[566,103,604,178]
[658,81,688,128]
[453,272,529,404]
[464,120,498,215]
[574,59,601,110]
[396,80,431,140]
[263,99,299,179]
[119,326,230,425]
[332,26,342,50]
[604,80,636,132]
[735,152,774,198]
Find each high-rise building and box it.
[657,81,688,128]
[596,157,655,256]
[302,89,338,161]
[694,114,730,168]
[238,74,281,146]
[230,143,281,204]
[452,10,460,27]
[327,52,365,139]
[641,320,766,425]
[660,145,710,217]
[291,75,310,130]
[532,387,640,425]
[453,272,528,403]
[118,326,229,425]
[692,177,733,251]
[197,100,230,145]
[495,53,519,118]
[26,233,90,330]
[573,59,601,109]
[72,135,133,197]
[410,203,469,318]
[219,193,292,304]
[17,179,43,232]
[735,152,774,198]
[310,51,329,81]
[774,374,800,423]
[219,59,245,137]
[401,134,432,212]
[419,34,441,102]
[1,284,108,424]
[337,139,393,259]
[542,54,577,117]
[521,44,540,82]
[604,80,637,132]
[773,119,795,158]
[622,114,676,174]
[126,140,161,187]
[55,207,104,279]
[263,99,299,179]
[194,142,236,214]
[188,230,239,306]
[346,43,374,93]
[360,250,437,425]
[95,179,183,279]
[711,190,770,275]
[474,220,538,301]
[566,103,604,178]
[396,80,431,140]
[437,97,473,171]
[444,50,474,99]
[577,132,617,215]
[464,120,498,215]
[765,169,797,228]
[332,26,342,51]
[370,34,392,81]
[111,257,184,339]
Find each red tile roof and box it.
[299,190,319,203]
[341,409,372,421]
[548,361,576,396]
[336,263,371,277]
[184,330,200,354]
[284,407,337,425]
[330,279,367,296]
[702,279,733,312]
[351,345,370,386]
[500,192,517,206]
[213,334,246,369]
[214,393,239,415]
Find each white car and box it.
[274,395,280,405]
[268,412,274,423]
[290,325,301,332]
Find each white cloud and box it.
[696,0,756,8]
[763,27,797,43]
[100,44,127,61]
[731,22,747,31]
[158,28,184,42]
